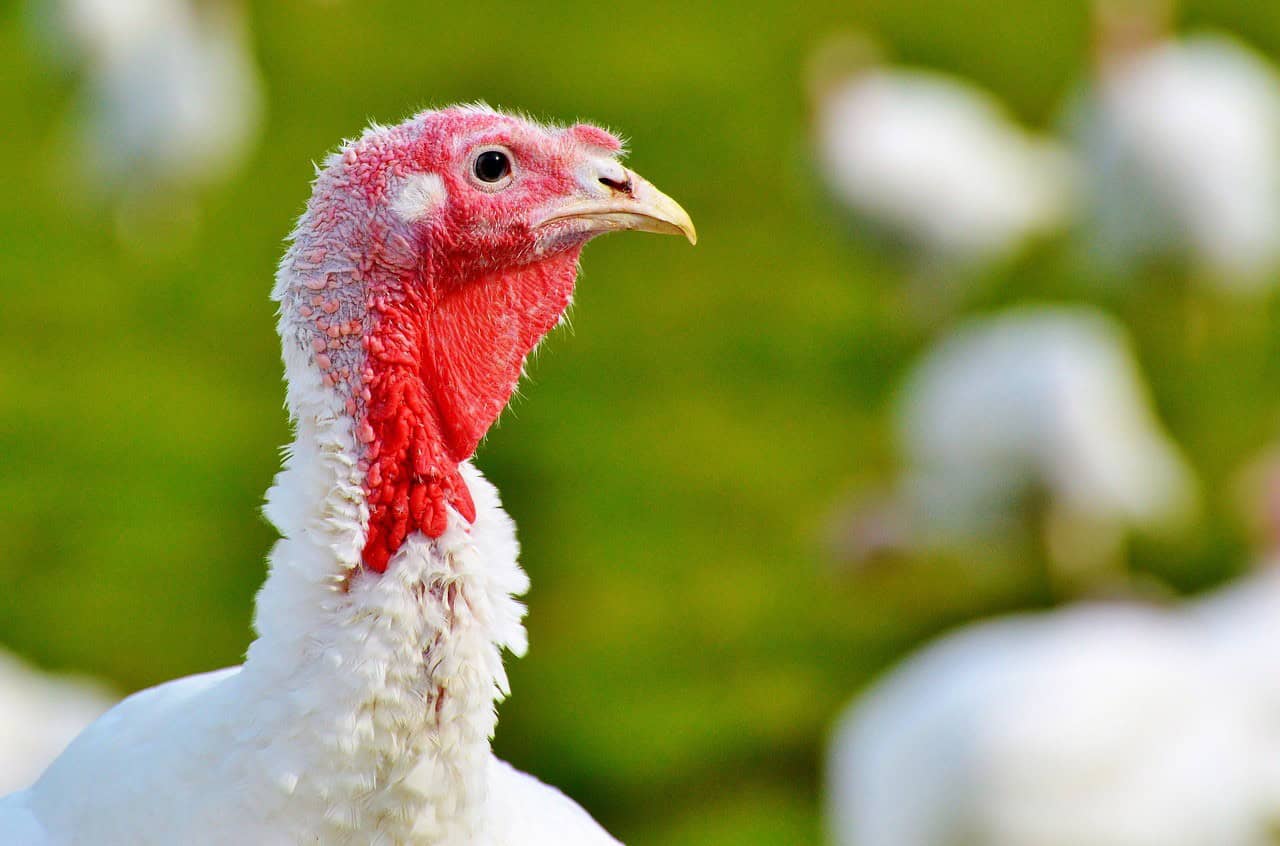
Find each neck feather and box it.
[242,200,558,839]
[252,366,529,839]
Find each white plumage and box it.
[1071,29,1280,290]
[1,463,617,844]
[44,0,263,200]
[827,562,1280,846]
[842,306,1198,579]
[811,38,1075,274]
[0,650,113,797]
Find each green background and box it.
[3,1,1280,842]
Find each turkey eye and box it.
[474,150,511,183]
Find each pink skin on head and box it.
[281,108,626,572]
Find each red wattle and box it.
[357,251,579,572]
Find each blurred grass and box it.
[2,1,1279,842]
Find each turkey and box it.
[808,33,1075,291]
[831,305,1198,590]
[1069,0,1280,290]
[0,105,695,845]
[34,0,263,239]
[826,455,1280,846]
[0,650,113,796]
[826,587,1280,846]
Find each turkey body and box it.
[1072,34,1280,289]
[0,466,618,846]
[814,66,1074,272]
[48,0,264,198]
[880,306,1198,582]
[827,567,1280,846]
[0,651,113,796]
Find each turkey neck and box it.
[247,425,523,842]
[232,245,551,842]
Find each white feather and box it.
[49,0,263,197]
[814,66,1075,270]
[0,454,617,844]
[1072,34,1280,289]
[827,564,1280,846]
[0,650,113,796]
[894,306,1197,553]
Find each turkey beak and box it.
[538,163,697,245]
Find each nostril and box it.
[599,174,633,195]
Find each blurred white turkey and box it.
[809,33,1076,283]
[826,583,1280,846]
[38,0,263,209]
[826,447,1280,846]
[1069,0,1280,290]
[0,650,113,796]
[834,306,1198,586]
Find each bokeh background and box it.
[3,1,1280,843]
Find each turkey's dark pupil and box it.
[475,151,510,182]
